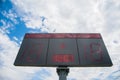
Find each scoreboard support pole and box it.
[57,67,69,80]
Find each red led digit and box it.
[53,54,74,62]
[63,54,74,62]
[60,43,65,49]
[20,43,43,63]
[26,49,36,63]
[19,47,28,62]
[26,56,33,63]
[63,55,69,62]
[83,45,88,60]
[53,54,63,62]
[26,43,42,62]
[83,43,103,62]
[90,43,103,62]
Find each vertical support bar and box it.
[57,67,69,80]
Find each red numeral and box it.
[60,43,65,49]
[53,54,74,62]
[26,43,43,63]
[20,43,43,63]
[84,43,103,62]
[90,43,103,62]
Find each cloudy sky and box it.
[0,0,120,80]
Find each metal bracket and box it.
[56,67,69,80]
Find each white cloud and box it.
[0,20,13,34]
[0,9,18,34]
[12,0,105,33]
[0,31,44,80]
[13,36,18,41]
[2,10,18,24]
[1,0,120,80]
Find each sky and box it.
[0,0,120,80]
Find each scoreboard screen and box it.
[14,33,112,67]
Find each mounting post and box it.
[56,67,69,80]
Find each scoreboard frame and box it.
[14,33,113,67]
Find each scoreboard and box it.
[14,33,113,67]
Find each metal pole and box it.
[57,67,69,80]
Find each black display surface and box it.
[14,33,113,67]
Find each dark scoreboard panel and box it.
[14,39,48,66]
[47,39,79,66]
[14,33,113,67]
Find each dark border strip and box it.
[25,33,101,39]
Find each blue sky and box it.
[0,0,120,80]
